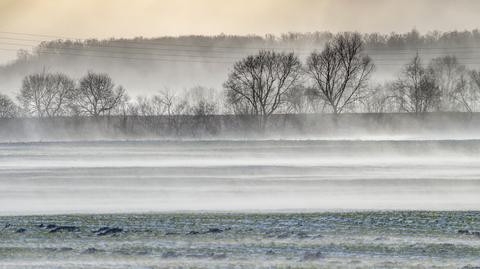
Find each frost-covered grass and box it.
[0,212,479,268]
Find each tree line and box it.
[1,32,480,126]
[21,29,480,57]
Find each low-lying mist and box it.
[1,112,480,142]
[1,138,479,215]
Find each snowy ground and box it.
[0,140,479,215]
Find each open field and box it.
[1,212,480,268]
[1,139,479,214]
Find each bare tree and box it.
[72,72,125,117]
[428,56,467,111]
[284,85,311,114]
[305,32,374,115]
[391,55,441,114]
[224,50,302,127]
[183,86,219,116]
[454,70,480,113]
[303,87,326,113]
[189,99,218,136]
[131,91,173,134]
[189,100,217,116]
[0,94,18,118]
[135,95,166,116]
[131,89,190,135]
[361,84,397,113]
[18,71,75,117]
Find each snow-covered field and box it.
[0,140,479,268]
[1,212,479,268]
[0,139,479,214]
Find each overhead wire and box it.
[1,31,480,66]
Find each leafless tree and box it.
[428,56,467,111]
[110,93,134,133]
[111,94,131,116]
[305,32,374,115]
[361,84,397,113]
[189,99,218,136]
[0,94,18,118]
[455,70,480,113]
[134,94,170,117]
[18,71,75,117]
[131,89,191,135]
[183,86,219,116]
[302,87,326,113]
[158,90,178,117]
[224,50,302,127]
[72,72,125,117]
[284,85,311,114]
[391,55,441,114]
[133,90,178,117]
[189,100,217,116]
[131,91,174,133]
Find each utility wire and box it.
[3,47,480,66]
[3,30,480,55]
[2,31,480,66]
[3,39,480,64]
[0,31,305,51]
[0,41,245,60]
[0,47,233,64]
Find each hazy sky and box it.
[1,0,479,37]
[0,0,479,62]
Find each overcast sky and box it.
[0,0,479,62]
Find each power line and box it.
[3,33,480,63]
[3,47,480,67]
[4,30,480,56]
[4,38,480,66]
[2,31,480,66]
[0,31,305,51]
[0,41,245,60]
[0,36,255,56]
[5,40,480,63]
[0,48,233,64]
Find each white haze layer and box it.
[0,140,479,215]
